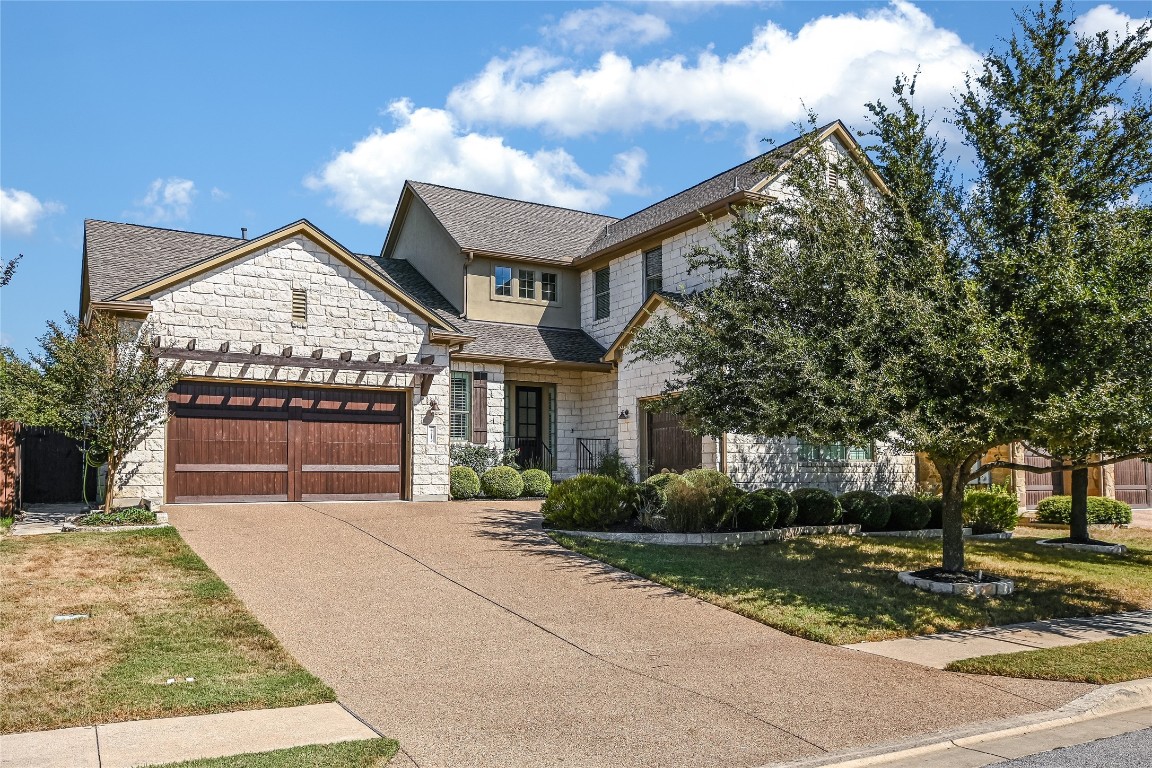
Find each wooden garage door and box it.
[166,384,405,503]
[1115,457,1151,509]
[1023,448,1062,509]
[647,409,702,475]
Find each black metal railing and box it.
[577,438,611,474]
[505,436,555,472]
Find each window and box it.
[291,288,307,325]
[495,265,512,297]
[643,246,663,296]
[450,372,471,441]
[541,272,557,302]
[797,441,874,461]
[594,267,610,320]
[518,269,535,299]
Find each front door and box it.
[647,409,702,475]
[514,387,543,466]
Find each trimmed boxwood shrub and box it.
[838,491,891,531]
[681,468,734,493]
[742,489,779,530]
[481,466,525,500]
[791,488,842,526]
[921,495,944,528]
[763,488,798,527]
[521,469,552,497]
[450,466,481,500]
[1035,495,1133,526]
[886,494,932,530]
[963,489,1020,533]
[541,475,625,530]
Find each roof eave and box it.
[601,291,681,363]
[452,352,613,372]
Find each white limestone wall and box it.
[117,235,451,504]
[726,435,917,495]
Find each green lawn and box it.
[145,739,399,768]
[0,527,335,734]
[550,526,1152,645]
[947,634,1152,684]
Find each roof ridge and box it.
[85,218,244,241]
[408,180,619,221]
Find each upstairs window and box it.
[797,441,874,462]
[291,289,307,325]
[594,267,610,320]
[644,246,663,296]
[541,272,557,301]
[519,269,535,299]
[450,372,471,441]
[495,266,513,296]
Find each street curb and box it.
[764,677,1152,768]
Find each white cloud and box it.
[543,6,672,52]
[1,188,63,236]
[448,0,981,139]
[132,178,197,223]
[1075,5,1150,80]
[210,187,229,201]
[306,99,647,226]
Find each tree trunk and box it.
[1069,465,1090,543]
[103,459,116,514]
[932,457,967,572]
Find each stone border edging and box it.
[861,527,972,539]
[63,511,170,534]
[1036,538,1127,554]
[763,677,1152,768]
[965,531,1014,540]
[898,570,1014,596]
[549,523,861,546]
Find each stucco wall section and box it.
[391,195,465,311]
[117,235,451,504]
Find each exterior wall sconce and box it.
[427,399,440,414]
[618,409,630,420]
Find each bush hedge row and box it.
[1035,495,1132,526]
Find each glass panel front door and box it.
[515,387,542,466]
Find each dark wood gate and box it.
[1023,448,1062,508]
[15,426,99,504]
[647,409,702,475]
[166,383,405,503]
[1114,458,1151,509]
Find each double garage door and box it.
[166,383,405,503]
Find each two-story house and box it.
[82,121,925,507]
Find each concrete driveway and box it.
[169,501,1094,768]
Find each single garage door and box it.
[166,383,405,503]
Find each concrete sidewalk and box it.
[843,610,1152,668]
[0,703,380,768]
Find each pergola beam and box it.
[154,345,442,375]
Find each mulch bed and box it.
[907,567,1007,584]
[1041,537,1119,547]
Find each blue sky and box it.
[2,1,1148,354]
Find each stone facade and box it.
[117,235,452,504]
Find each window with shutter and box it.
[643,247,663,296]
[450,372,471,441]
[594,267,610,320]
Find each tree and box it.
[0,254,20,287]
[19,313,178,511]
[956,0,1152,542]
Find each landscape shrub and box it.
[963,488,1020,533]
[596,451,636,484]
[643,471,681,494]
[763,488,798,527]
[886,494,932,530]
[450,443,500,476]
[681,468,734,493]
[791,488,843,526]
[838,491,891,531]
[541,475,625,530]
[480,466,525,500]
[742,489,779,530]
[1035,495,1133,526]
[662,478,717,532]
[715,487,750,530]
[520,469,552,497]
[920,494,944,528]
[76,507,155,526]
[450,466,481,500]
[623,482,666,529]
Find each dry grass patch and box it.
[551,525,1152,645]
[0,528,333,734]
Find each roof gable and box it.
[602,291,684,363]
[382,181,618,264]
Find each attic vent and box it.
[827,167,840,189]
[291,289,307,325]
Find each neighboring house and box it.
[82,121,918,507]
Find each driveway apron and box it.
[169,502,1094,768]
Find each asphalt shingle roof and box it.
[580,128,825,258]
[407,181,617,263]
[364,256,608,365]
[85,220,242,302]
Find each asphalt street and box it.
[996,727,1152,767]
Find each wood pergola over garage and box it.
[166,383,408,503]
